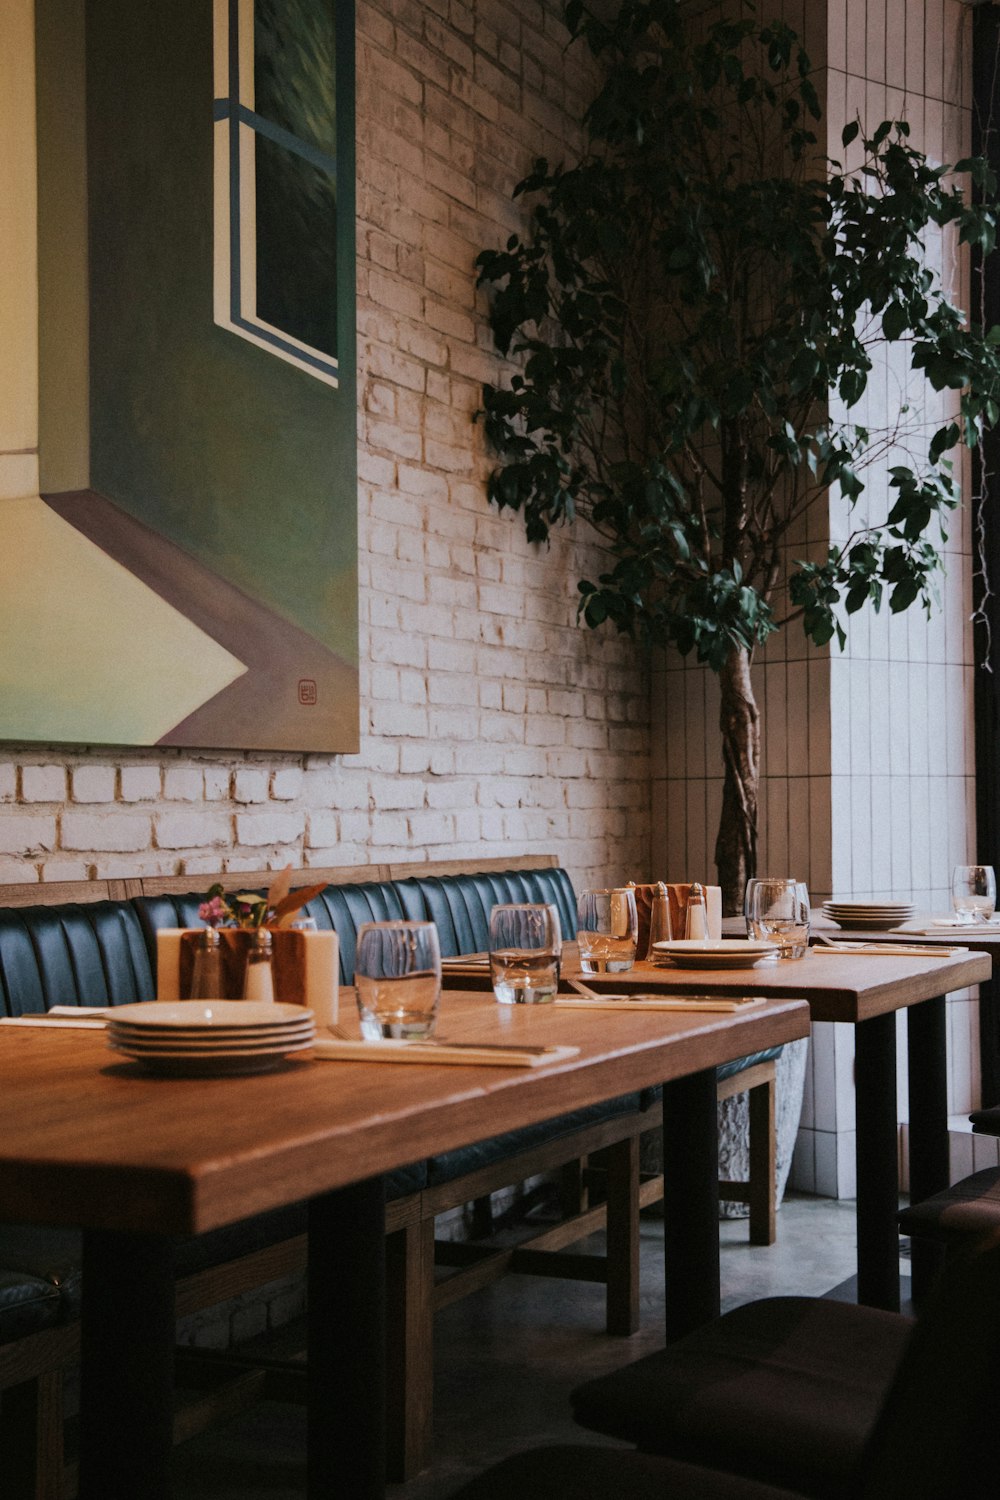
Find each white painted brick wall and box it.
[0,0,649,898]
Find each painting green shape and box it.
[30,0,358,754]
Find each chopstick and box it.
[813,941,964,957]
[566,977,601,998]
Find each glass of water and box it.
[951,865,997,923]
[746,878,810,960]
[355,921,441,1040]
[576,888,638,974]
[488,904,561,1005]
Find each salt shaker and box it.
[685,883,708,941]
[242,928,275,1003]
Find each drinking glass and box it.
[746,878,810,960]
[576,888,638,973]
[951,865,997,924]
[488,904,561,1004]
[355,921,441,1040]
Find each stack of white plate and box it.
[650,939,779,969]
[822,900,915,932]
[106,1001,316,1076]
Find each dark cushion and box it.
[716,1047,781,1084]
[130,893,208,977]
[969,1103,1000,1134]
[391,867,578,955]
[0,1270,63,1342]
[0,1224,83,1316]
[854,1231,1000,1499]
[571,1296,913,1500]
[428,1095,643,1187]
[302,881,407,983]
[447,1445,806,1500]
[897,1166,1000,1243]
[0,901,154,1014]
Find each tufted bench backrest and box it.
[130,893,209,979]
[0,902,155,1015]
[301,880,409,984]
[393,868,578,956]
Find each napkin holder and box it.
[156,928,338,1026]
[632,883,723,959]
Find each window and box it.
[213,0,340,387]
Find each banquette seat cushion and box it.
[298,879,409,984]
[0,1268,66,1341]
[390,866,578,954]
[0,901,154,1014]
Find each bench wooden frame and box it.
[0,855,777,1489]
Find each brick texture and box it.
[0,0,650,896]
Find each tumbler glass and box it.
[951,865,997,924]
[576,888,638,974]
[746,878,810,960]
[488,903,561,1004]
[355,921,441,1040]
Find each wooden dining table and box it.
[538,942,992,1311]
[814,916,1000,1109]
[0,988,808,1500]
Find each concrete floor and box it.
[169,1193,865,1499]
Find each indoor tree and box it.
[475,0,1000,912]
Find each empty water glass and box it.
[746,878,810,960]
[951,865,997,923]
[488,904,561,1004]
[577,888,638,973]
[355,921,441,1040]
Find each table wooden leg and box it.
[309,1177,386,1500]
[78,1229,175,1500]
[662,1068,720,1341]
[907,993,950,1301]
[855,1011,901,1311]
[978,972,1000,1109]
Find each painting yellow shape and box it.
[0,496,247,743]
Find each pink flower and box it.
[198,895,228,927]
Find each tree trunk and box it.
[714,644,760,916]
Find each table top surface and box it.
[822,922,1000,967]
[0,989,808,1237]
[553,947,991,1023]
[724,911,1000,964]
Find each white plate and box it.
[823,911,914,931]
[821,900,917,912]
[823,903,914,914]
[824,908,914,917]
[107,1030,315,1054]
[651,939,778,969]
[108,1040,314,1076]
[108,1019,314,1042]
[108,1001,310,1029]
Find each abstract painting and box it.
[5,0,358,753]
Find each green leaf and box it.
[882,301,909,342]
[841,120,860,147]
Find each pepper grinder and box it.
[188,926,222,999]
[684,882,708,941]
